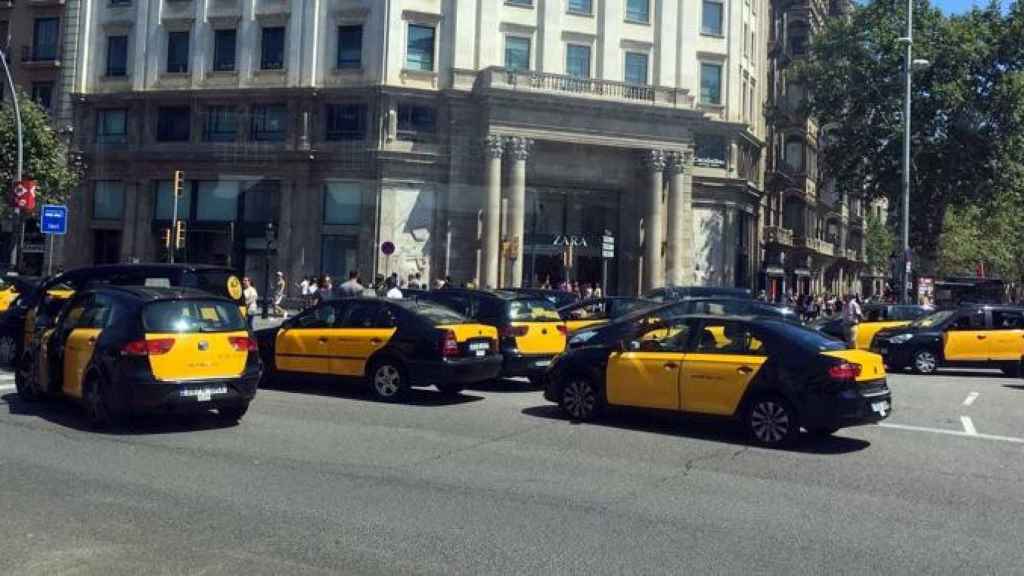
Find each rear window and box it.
[143,299,246,333]
[188,270,242,302]
[508,299,561,321]
[405,303,468,325]
[763,322,844,353]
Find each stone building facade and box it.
[65,0,768,296]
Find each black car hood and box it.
[875,325,920,339]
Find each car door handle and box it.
[87,337,97,345]
[318,337,328,343]
[370,338,383,345]
[663,362,678,370]
[737,366,754,374]
[977,335,987,340]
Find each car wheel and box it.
[369,359,408,402]
[0,335,17,367]
[217,403,249,424]
[560,375,603,421]
[14,358,36,402]
[912,349,938,375]
[745,395,799,447]
[435,383,464,396]
[83,378,113,429]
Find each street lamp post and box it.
[0,47,25,270]
[263,222,273,320]
[898,0,929,304]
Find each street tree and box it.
[864,211,895,275]
[0,91,80,215]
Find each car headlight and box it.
[889,333,913,344]
[569,330,597,345]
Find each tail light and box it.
[828,362,861,381]
[229,336,259,352]
[440,330,460,357]
[501,325,529,338]
[122,338,175,356]
[556,324,568,335]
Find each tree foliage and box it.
[0,90,80,216]
[864,211,895,273]
[796,0,1024,268]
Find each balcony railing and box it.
[795,235,834,257]
[764,226,794,247]
[472,67,696,109]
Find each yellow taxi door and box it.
[605,320,689,410]
[275,304,339,374]
[988,309,1024,361]
[329,301,397,377]
[680,320,767,416]
[943,310,988,361]
[60,295,112,399]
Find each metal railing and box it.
[473,67,695,108]
[764,226,794,246]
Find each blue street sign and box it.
[40,204,68,235]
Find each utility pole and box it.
[901,0,912,304]
[1,48,24,270]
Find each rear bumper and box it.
[799,381,892,429]
[408,355,503,386]
[118,373,259,414]
[502,352,557,378]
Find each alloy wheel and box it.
[562,378,597,421]
[373,364,402,399]
[749,399,792,445]
[914,350,937,374]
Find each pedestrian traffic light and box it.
[161,228,172,249]
[174,220,186,249]
[173,170,185,198]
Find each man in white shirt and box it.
[385,277,403,299]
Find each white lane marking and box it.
[962,392,979,407]
[960,416,978,436]
[879,422,1024,444]
[0,384,14,392]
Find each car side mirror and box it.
[620,339,641,352]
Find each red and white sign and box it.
[12,179,37,212]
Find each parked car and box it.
[559,297,656,333]
[644,286,753,302]
[502,288,580,309]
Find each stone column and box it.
[506,136,532,288]
[481,135,504,289]
[666,149,694,286]
[642,150,666,292]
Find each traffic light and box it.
[174,220,186,249]
[161,228,172,249]
[173,170,185,198]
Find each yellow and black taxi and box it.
[871,305,1024,376]
[415,289,567,383]
[255,298,501,400]
[544,314,891,446]
[0,275,39,313]
[15,286,260,426]
[819,304,933,349]
[559,297,656,334]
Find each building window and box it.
[337,25,363,69]
[695,135,727,168]
[702,1,724,36]
[321,235,359,283]
[568,0,593,14]
[166,31,190,73]
[325,103,366,141]
[94,181,125,221]
[506,0,534,6]
[96,109,128,144]
[625,0,650,23]
[154,180,193,220]
[196,181,240,222]
[396,104,436,141]
[260,27,285,70]
[566,44,591,78]
[624,52,648,85]
[213,29,237,72]
[505,36,530,72]
[784,137,804,171]
[743,23,750,58]
[204,106,237,142]
[323,182,362,225]
[700,62,722,104]
[106,35,128,77]
[32,18,59,61]
[250,104,287,142]
[243,181,281,223]
[31,82,53,110]
[741,76,748,122]
[156,106,191,142]
[406,24,435,71]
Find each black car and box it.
[502,288,580,308]
[644,286,753,302]
[871,305,1024,375]
[559,297,657,333]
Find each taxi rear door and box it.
[605,320,690,410]
[680,319,767,416]
[275,304,339,374]
[943,310,988,361]
[987,309,1024,361]
[329,301,397,377]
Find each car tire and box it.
[0,334,17,367]
[912,349,938,375]
[745,395,799,447]
[217,403,250,424]
[435,383,464,396]
[369,358,408,402]
[559,375,603,422]
[83,377,115,429]
[14,357,37,402]
[1000,361,1021,378]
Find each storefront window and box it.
[321,235,359,281]
[196,181,240,222]
[324,182,362,225]
[243,181,281,222]
[154,180,193,221]
[94,181,125,220]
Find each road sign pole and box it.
[47,233,54,275]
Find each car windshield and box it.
[912,309,956,328]
[143,299,246,333]
[508,298,561,321]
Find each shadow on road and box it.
[2,392,239,435]
[464,378,540,394]
[260,375,485,407]
[520,404,871,454]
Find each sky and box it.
[930,0,990,13]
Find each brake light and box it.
[557,324,568,335]
[501,325,529,338]
[229,336,258,352]
[441,330,460,357]
[122,338,175,356]
[828,362,862,381]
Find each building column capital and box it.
[505,136,533,162]
[640,149,666,172]
[482,134,505,159]
[666,149,694,175]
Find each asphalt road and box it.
[1,368,1023,575]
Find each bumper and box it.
[800,381,893,430]
[120,373,259,414]
[408,355,503,386]
[502,352,557,378]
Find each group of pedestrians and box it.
[537,278,604,300]
[760,291,866,323]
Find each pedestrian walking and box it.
[338,271,364,298]
[273,271,287,317]
[299,276,311,307]
[242,277,259,331]
[385,276,403,299]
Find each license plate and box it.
[474,350,485,357]
[180,386,228,402]
[534,359,551,367]
[469,342,490,351]
[871,400,890,416]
